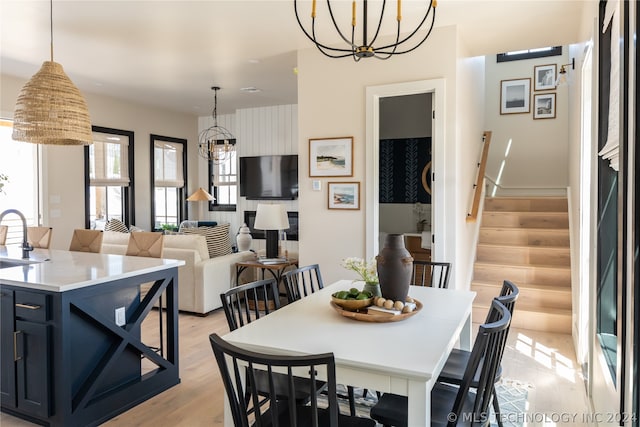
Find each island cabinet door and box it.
[0,287,16,408]
[15,320,51,418]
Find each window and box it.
[207,145,237,211]
[86,126,134,229]
[151,135,187,230]
[0,119,40,244]
[496,46,562,62]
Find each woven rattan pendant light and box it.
[12,0,92,145]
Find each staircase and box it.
[472,196,572,333]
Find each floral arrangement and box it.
[341,257,378,284]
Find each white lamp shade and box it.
[254,204,289,230]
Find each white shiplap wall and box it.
[197,104,299,254]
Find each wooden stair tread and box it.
[477,242,569,250]
[484,210,568,215]
[481,226,569,232]
[471,280,571,293]
[473,301,571,316]
[474,261,571,270]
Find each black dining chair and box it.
[436,280,519,427]
[412,260,451,288]
[220,278,281,331]
[220,278,325,410]
[282,264,324,304]
[283,264,361,416]
[209,333,375,427]
[369,298,512,427]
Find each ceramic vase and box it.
[376,234,413,302]
[236,223,252,251]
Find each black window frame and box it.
[84,125,135,229]
[496,46,563,63]
[150,134,188,230]
[207,142,237,212]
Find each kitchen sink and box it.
[0,259,42,269]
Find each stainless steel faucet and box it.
[0,209,34,259]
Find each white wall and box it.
[1,73,198,249]
[484,50,571,195]
[456,52,487,289]
[296,25,485,288]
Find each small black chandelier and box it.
[198,87,235,164]
[294,0,437,61]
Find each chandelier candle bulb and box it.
[397,0,401,21]
[352,1,356,26]
[312,0,316,17]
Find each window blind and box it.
[154,141,184,187]
[90,132,130,186]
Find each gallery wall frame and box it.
[309,136,353,177]
[500,78,531,114]
[328,182,360,210]
[533,93,556,119]
[534,64,557,91]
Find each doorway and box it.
[378,93,433,250]
[365,79,446,263]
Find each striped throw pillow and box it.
[104,218,129,233]
[181,224,232,258]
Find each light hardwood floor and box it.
[1,309,593,427]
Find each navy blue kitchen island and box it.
[0,247,183,426]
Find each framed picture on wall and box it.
[533,93,556,119]
[309,137,353,177]
[500,78,531,114]
[328,182,360,210]
[534,64,557,91]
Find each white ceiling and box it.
[0,0,591,116]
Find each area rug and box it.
[328,379,532,427]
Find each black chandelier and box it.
[198,87,235,164]
[294,0,437,61]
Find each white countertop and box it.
[0,245,184,292]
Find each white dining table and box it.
[221,280,476,426]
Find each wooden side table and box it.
[235,259,299,307]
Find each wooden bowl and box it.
[331,295,373,311]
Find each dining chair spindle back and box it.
[436,280,519,426]
[282,264,324,304]
[209,333,375,427]
[220,278,281,331]
[412,260,451,288]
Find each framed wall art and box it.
[309,137,353,177]
[500,78,531,114]
[534,64,557,91]
[328,182,360,210]
[533,93,556,119]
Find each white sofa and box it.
[101,231,256,315]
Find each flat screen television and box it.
[239,155,298,200]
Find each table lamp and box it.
[253,203,289,259]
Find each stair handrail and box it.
[467,131,492,222]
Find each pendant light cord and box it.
[49,0,53,61]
